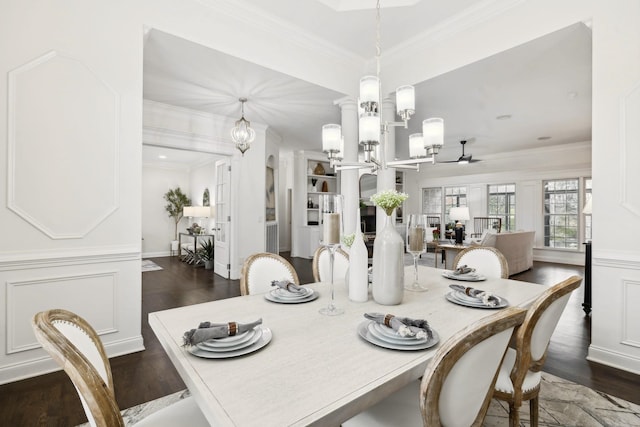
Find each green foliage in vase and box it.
[164,187,191,241]
[199,239,215,261]
[370,189,409,216]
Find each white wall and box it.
[141,166,191,257]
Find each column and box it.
[376,97,397,231]
[339,98,359,235]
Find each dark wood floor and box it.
[1,255,639,426]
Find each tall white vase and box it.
[372,214,404,305]
[348,209,369,302]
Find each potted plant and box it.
[164,187,191,253]
[199,239,215,270]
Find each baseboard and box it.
[0,335,144,385]
[587,344,640,376]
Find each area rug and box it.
[141,259,163,272]
[77,372,640,426]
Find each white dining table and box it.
[148,266,547,427]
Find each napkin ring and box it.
[228,322,238,336]
[465,287,473,296]
[383,314,394,327]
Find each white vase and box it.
[348,209,369,302]
[372,213,404,305]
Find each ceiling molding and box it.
[195,0,365,66]
[384,0,526,64]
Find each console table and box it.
[178,232,214,265]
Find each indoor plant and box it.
[370,189,409,305]
[199,239,215,269]
[164,187,191,250]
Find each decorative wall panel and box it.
[622,278,640,348]
[7,51,119,239]
[621,82,640,216]
[6,272,118,354]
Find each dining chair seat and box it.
[31,309,209,427]
[240,252,300,295]
[343,306,527,427]
[494,348,542,394]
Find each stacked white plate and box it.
[357,320,439,351]
[264,287,318,304]
[189,326,272,359]
[442,270,486,281]
[445,290,508,309]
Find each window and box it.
[584,178,592,241]
[422,187,442,218]
[488,184,516,231]
[543,179,579,249]
[445,186,467,224]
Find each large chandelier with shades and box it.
[322,0,444,171]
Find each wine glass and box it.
[405,214,429,292]
[318,194,345,316]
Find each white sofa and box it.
[475,230,535,276]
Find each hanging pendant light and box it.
[231,97,255,156]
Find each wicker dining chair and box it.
[452,246,509,279]
[31,309,209,427]
[493,275,583,426]
[311,246,350,283]
[240,252,300,295]
[343,306,527,426]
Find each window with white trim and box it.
[488,184,516,231]
[543,179,579,249]
[444,186,467,225]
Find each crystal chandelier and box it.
[322,0,444,171]
[231,97,255,156]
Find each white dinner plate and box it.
[197,327,263,351]
[442,270,486,281]
[367,322,430,346]
[189,327,272,359]
[445,291,508,309]
[271,287,313,300]
[264,290,319,304]
[358,321,439,351]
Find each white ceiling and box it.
[142,0,592,166]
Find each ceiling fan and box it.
[441,140,482,164]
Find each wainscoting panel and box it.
[6,271,118,354]
[622,278,640,348]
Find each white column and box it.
[339,98,359,235]
[376,98,397,231]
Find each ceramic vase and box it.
[348,209,369,302]
[372,213,404,305]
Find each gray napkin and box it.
[364,312,433,340]
[449,284,499,306]
[453,264,476,275]
[183,318,263,346]
[271,279,306,294]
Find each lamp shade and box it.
[359,113,380,145]
[360,75,380,103]
[193,206,212,218]
[409,133,426,158]
[423,118,444,149]
[450,206,470,221]
[396,85,415,114]
[183,206,197,217]
[322,124,342,152]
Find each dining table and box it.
[148,265,548,427]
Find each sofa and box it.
[475,230,535,276]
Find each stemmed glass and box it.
[318,194,345,316]
[405,214,429,292]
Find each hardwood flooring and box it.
[1,255,638,426]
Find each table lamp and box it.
[449,206,470,244]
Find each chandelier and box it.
[231,97,255,156]
[322,0,444,171]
